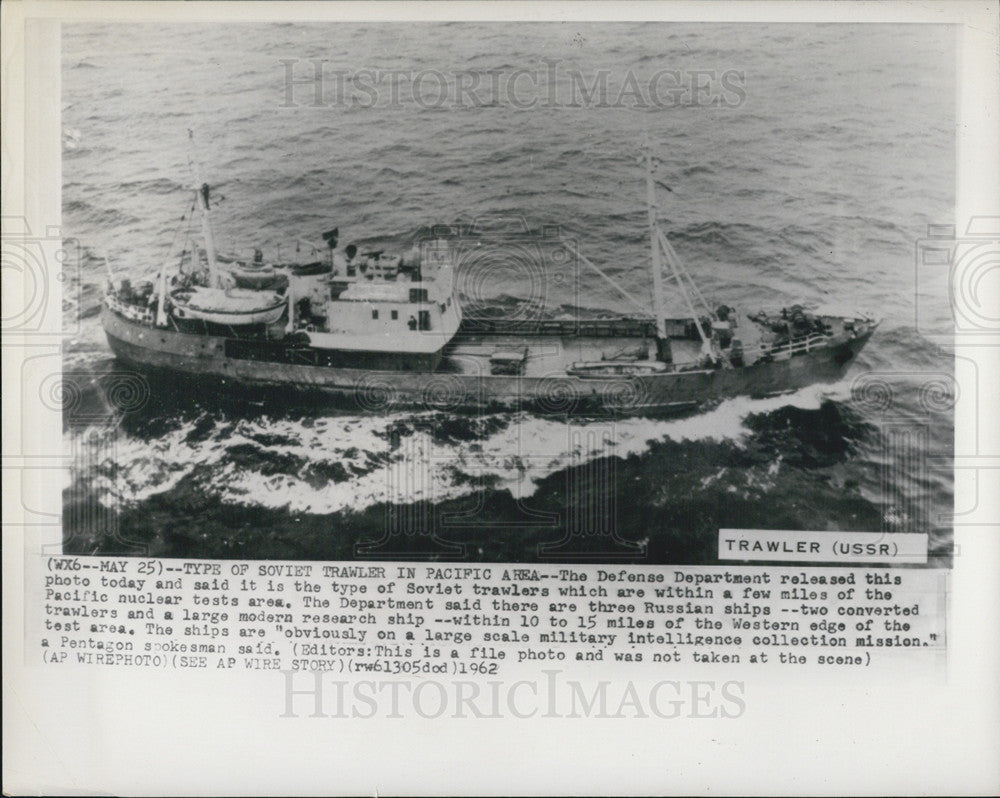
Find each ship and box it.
[100,141,879,415]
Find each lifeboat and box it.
[170,286,286,325]
[567,360,669,378]
[287,261,332,277]
[229,263,288,290]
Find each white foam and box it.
[69,380,851,515]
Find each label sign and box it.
[718,530,929,564]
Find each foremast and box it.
[187,130,222,289]
[150,132,230,328]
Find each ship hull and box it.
[102,306,872,415]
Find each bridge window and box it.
[391,310,398,320]
[372,309,379,319]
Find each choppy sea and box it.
[61,22,956,563]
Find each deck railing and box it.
[459,317,659,338]
[105,293,155,326]
[741,332,831,362]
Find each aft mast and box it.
[643,140,716,363]
[643,144,669,348]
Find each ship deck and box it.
[440,334,678,376]
[102,301,875,414]
[441,313,768,376]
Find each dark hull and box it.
[102,306,873,415]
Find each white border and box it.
[3,2,998,795]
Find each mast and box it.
[195,182,221,288]
[156,267,168,327]
[103,253,117,288]
[285,280,295,333]
[645,141,716,362]
[643,145,668,341]
[187,131,222,288]
[658,227,713,358]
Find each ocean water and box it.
[60,22,956,563]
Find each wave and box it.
[66,382,855,517]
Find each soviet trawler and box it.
[101,144,878,415]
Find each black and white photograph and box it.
[4,2,999,796]
[58,17,956,565]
